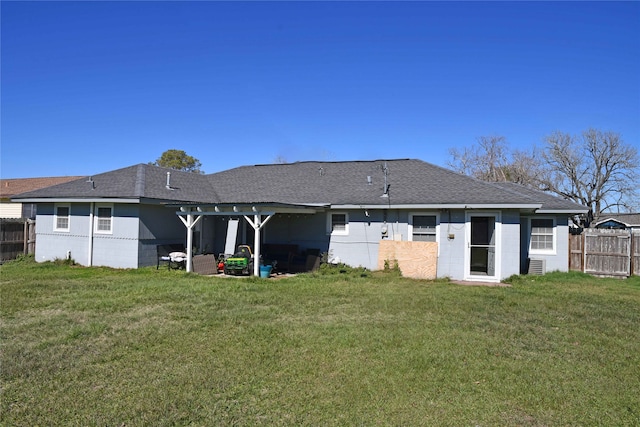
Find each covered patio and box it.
[172,202,322,275]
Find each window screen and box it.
[412,215,437,242]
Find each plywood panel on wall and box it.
[377,240,438,279]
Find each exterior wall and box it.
[436,210,466,280]
[35,202,144,269]
[91,204,140,268]
[35,203,92,265]
[0,202,22,219]
[327,209,391,268]
[264,212,330,253]
[500,210,522,279]
[521,214,571,274]
[324,208,521,281]
[138,205,186,267]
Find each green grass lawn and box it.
[2,258,639,426]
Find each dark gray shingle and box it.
[13,159,588,213]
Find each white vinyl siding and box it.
[54,204,70,232]
[530,218,555,253]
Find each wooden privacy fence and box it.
[569,229,639,278]
[0,218,35,262]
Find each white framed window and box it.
[94,204,113,234]
[409,213,439,242]
[530,217,555,254]
[327,212,349,235]
[54,204,70,232]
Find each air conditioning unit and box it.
[528,258,546,275]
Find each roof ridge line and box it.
[134,164,146,197]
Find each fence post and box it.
[27,219,36,255]
[582,231,586,273]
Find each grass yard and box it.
[1,258,639,426]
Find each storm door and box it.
[466,213,499,280]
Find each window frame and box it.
[409,212,440,244]
[327,212,349,235]
[54,204,71,232]
[529,217,556,255]
[94,204,114,234]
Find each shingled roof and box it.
[11,164,217,203]
[12,159,588,213]
[206,159,587,211]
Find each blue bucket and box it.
[259,265,273,278]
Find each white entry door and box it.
[465,212,501,281]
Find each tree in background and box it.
[152,149,203,174]
[539,129,639,221]
[448,136,541,185]
[448,129,639,224]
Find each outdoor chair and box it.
[156,244,186,269]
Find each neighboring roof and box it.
[0,176,85,199]
[592,213,640,228]
[12,159,588,213]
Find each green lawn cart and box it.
[223,245,254,275]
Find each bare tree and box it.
[448,136,509,182]
[448,129,639,225]
[273,155,288,164]
[448,135,541,183]
[539,129,639,221]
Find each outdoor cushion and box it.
[169,251,187,261]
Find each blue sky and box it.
[2,1,639,178]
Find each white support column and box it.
[186,213,194,272]
[178,212,203,273]
[253,215,261,277]
[243,212,274,276]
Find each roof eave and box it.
[11,197,142,204]
[332,203,543,210]
[535,208,589,214]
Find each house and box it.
[12,159,587,282]
[1,176,84,218]
[591,213,640,230]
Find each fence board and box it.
[0,218,36,262]
[569,233,584,272]
[583,229,631,278]
[633,231,640,276]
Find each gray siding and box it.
[328,210,387,269]
[521,215,570,274]
[35,202,178,269]
[35,203,92,265]
[437,210,466,280]
[500,210,522,279]
[264,212,329,253]
[91,204,139,268]
[138,205,186,267]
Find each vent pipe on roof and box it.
[166,172,173,190]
